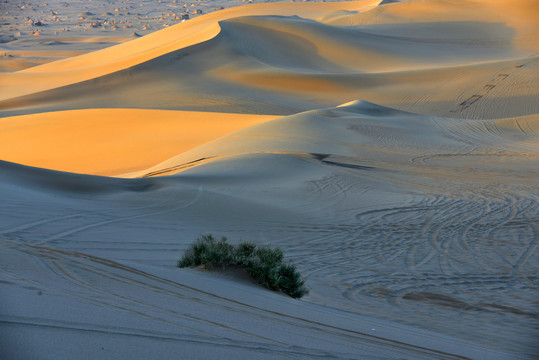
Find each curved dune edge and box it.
[132,100,538,179]
[0,0,381,101]
[4,0,537,102]
[0,109,278,176]
[1,0,537,121]
[2,101,534,179]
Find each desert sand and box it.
[1,0,538,359]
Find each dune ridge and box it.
[0,1,380,100]
[1,0,538,119]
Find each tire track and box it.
[2,240,476,360]
[3,240,296,348]
[513,213,538,271]
[450,59,528,115]
[0,196,179,238]
[306,169,538,342]
[32,186,203,246]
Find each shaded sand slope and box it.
[137,101,539,178]
[0,0,287,71]
[0,1,381,100]
[0,228,515,360]
[1,102,537,358]
[1,0,538,119]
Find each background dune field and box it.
[1,0,538,359]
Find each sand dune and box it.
[1,0,538,359]
[0,1,380,100]
[137,101,538,177]
[0,109,276,176]
[1,101,537,359]
[2,0,538,119]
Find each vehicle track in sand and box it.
[285,164,538,354]
[0,238,478,360]
[0,187,202,249]
[450,56,539,119]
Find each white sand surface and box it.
[1,0,538,359]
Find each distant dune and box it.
[1,1,538,359]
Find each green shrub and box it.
[178,234,308,298]
[246,246,284,290]
[177,234,234,269]
[254,247,283,267]
[277,264,309,298]
[235,241,257,266]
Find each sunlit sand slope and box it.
[0,0,380,100]
[0,109,276,176]
[1,0,537,119]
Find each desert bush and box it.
[246,246,284,290]
[235,240,257,266]
[277,263,308,298]
[177,234,234,269]
[178,234,308,298]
